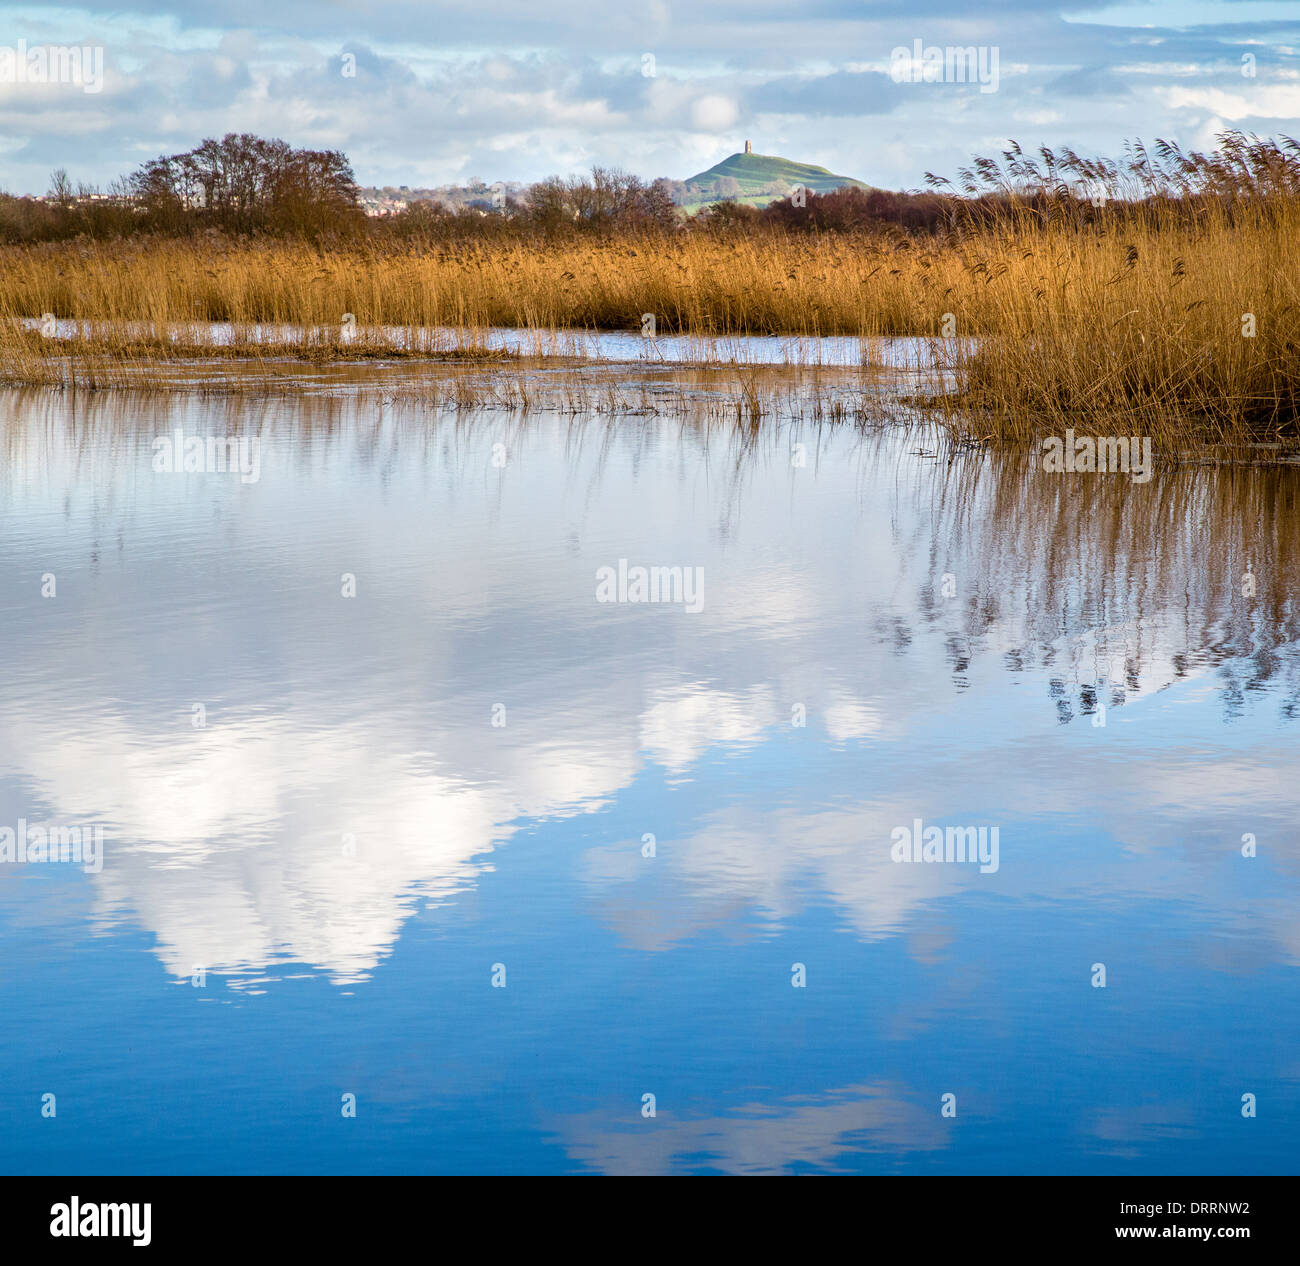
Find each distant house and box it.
[360,196,408,218]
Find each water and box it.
[0,386,1296,1175]
[19,316,959,366]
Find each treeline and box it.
[389,166,682,239]
[702,186,956,233]
[131,134,360,235]
[0,131,964,245]
[385,178,963,239]
[6,130,1296,247]
[0,133,363,243]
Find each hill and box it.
[679,147,869,209]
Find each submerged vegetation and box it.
[1,131,1299,453]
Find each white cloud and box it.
[689,92,738,132]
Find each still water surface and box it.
[0,388,1296,1174]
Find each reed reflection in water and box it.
[0,386,1295,1174]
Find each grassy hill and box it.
[680,149,869,210]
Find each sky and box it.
[0,1,1297,195]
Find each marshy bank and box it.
[0,349,939,434]
[2,326,1297,468]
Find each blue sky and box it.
[0,1,1297,193]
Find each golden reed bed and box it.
[1,187,1298,449]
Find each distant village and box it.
[356,176,719,217]
[356,182,522,218]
